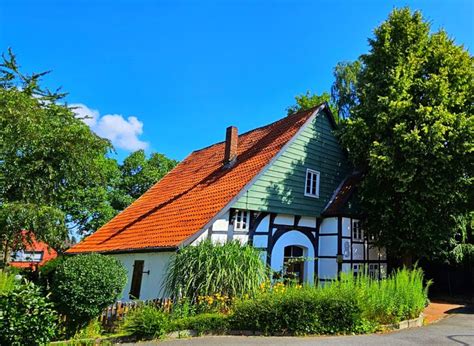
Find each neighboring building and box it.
[67,104,387,301]
[10,231,58,269]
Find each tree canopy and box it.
[337,8,473,262]
[108,150,178,213]
[0,50,178,255]
[0,50,115,256]
[286,91,338,120]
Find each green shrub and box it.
[231,286,362,335]
[72,319,102,340]
[0,270,16,294]
[121,305,169,339]
[51,253,127,334]
[164,240,268,301]
[0,281,57,345]
[171,313,229,335]
[350,267,430,324]
[231,268,430,335]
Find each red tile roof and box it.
[10,231,58,269]
[67,106,323,254]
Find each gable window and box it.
[234,210,249,231]
[11,250,43,262]
[352,220,364,241]
[304,169,320,198]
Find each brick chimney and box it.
[224,126,238,165]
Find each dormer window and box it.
[234,210,249,231]
[304,169,320,198]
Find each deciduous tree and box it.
[337,8,473,262]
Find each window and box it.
[234,210,249,231]
[352,220,364,241]
[353,263,364,276]
[284,246,305,283]
[304,169,320,198]
[369,264,379,278]
[10,250,43,262]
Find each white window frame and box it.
[369,263,379,278]
[234,210,250,231]
[11,250,43,262]
[304,168,320,198]
[352,220,364,241]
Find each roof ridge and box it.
[191,106,321,154]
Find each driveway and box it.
[128,306,473,346]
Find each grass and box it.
[163,240,268,301]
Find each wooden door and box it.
[129,260,144,299]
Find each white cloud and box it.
[72,103,148,151]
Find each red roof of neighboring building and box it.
[67,106,325,254]
[10,231,58,269]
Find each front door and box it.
[283,245,305,284]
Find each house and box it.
[67,104,387,301]
[10,231,58,269]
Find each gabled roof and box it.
[67,105,333,254]
[10,231,58,268]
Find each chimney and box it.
[224,126,238,165]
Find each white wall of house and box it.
[110,252,174,302]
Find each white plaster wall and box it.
[192,230,208,245]
[342,218,351,237]
[274,214,294,226]
[320,217,338,234]
[342,263,351,273]
[110,252,174,301]
[318,258,338,279]
[233,234,249,244]
[256,215,270,232]
[298,216,317,228]
[212,211,230,231]
[352,243,365,260]
[252,234,268,248]
[342,239,351,259]
[210,233,227,244]
[319,235,338,256]
[270,230,315,284]
[368,245,380,260]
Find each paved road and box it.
[128,307,474,345]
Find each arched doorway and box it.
[270,230,316,284]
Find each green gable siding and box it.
[233,111,351,217]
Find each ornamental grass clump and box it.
[163,240,268,302]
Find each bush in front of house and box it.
[51,253,127,334]
[163,240,268,301]
[231,285,364,335]
[353,266,430,324]
[171,313,230,335]
[0,280,57,345]
[230,267,429,335]
[121,305,170,339]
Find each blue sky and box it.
[1,0,473,161]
